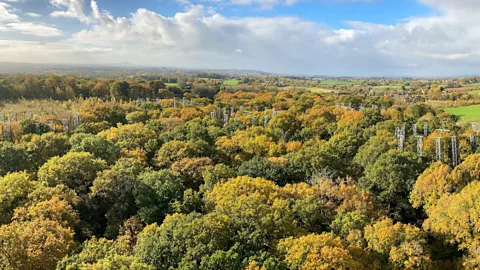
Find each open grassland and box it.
[165,83,178,87]
[468,89,480,94]
[444,105,480,121]
[463,82,480,87]
[223,79,240,86]
[318,79,361,86]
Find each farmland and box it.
[468,89,480,95]
[223,79,240,86]
[444,104,480,121]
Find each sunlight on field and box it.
[444,104,480,120]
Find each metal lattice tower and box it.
[73,113,81,129]
[471,133,477,152]
[452,136,458,166]
[436,137,442,162]
[398,134,404,152]
[424,122,428,136]
[413,124,417,137]
[173,98,177,108]
[416,136,424,157]
[182,97,187,107]
[62,119,69,133]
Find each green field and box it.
[165,83,178,87]
[468,89,480,94]
[464,82,480,87]
[223,79,240,86]
[318,80,360,86]
[444,105,480,121]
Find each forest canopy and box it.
[0,74,479,270]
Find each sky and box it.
[0,0,478,76]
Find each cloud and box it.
[0,2,19,22]
[199,0,376,9]
[25,12,41,17]
[4,0,480,76]
[0,39,112,63]
[49,0,91,23]
[5,22,62,36]
[0,1,61,36]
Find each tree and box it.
[0,218,76,270]
[0,172,37,224]
[110,81,130,100]
[449,153,480,190]
[154,140,210,168]
[171,157,213,190]
[92,81,111,98]
[353,130,397,169]
[410,162,452,210]
[331,210,370,239]
[70,133,121,165]
[201,164,236,192]
[278,233,363,270]
[359,150,424,222]
[57,236,153,270]
[90,158,144,237]
[38,152,107,194]
[205,176,301,242]
[19,118,50,135]
[364,218,431,269]
[134,169,184,224]
[424,181,480,250]
[20,132,71,168]
[0,196,78,270]
[238,156,293,186]
[0,141,32,176]
[98,123,157,153]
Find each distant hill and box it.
[0,62,270,77]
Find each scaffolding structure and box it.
[452,136,459,166]
[416,136,424,157]
[396,125,406,152]
[436,137,442,162]
[471,133,477,153]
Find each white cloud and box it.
[5,22,62,36]
[0,2,19,22]
[25,12,41,17]
[49,0,91,23]
[4,0,480,76]
[0,1,61,36]
[0,39,112,62]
